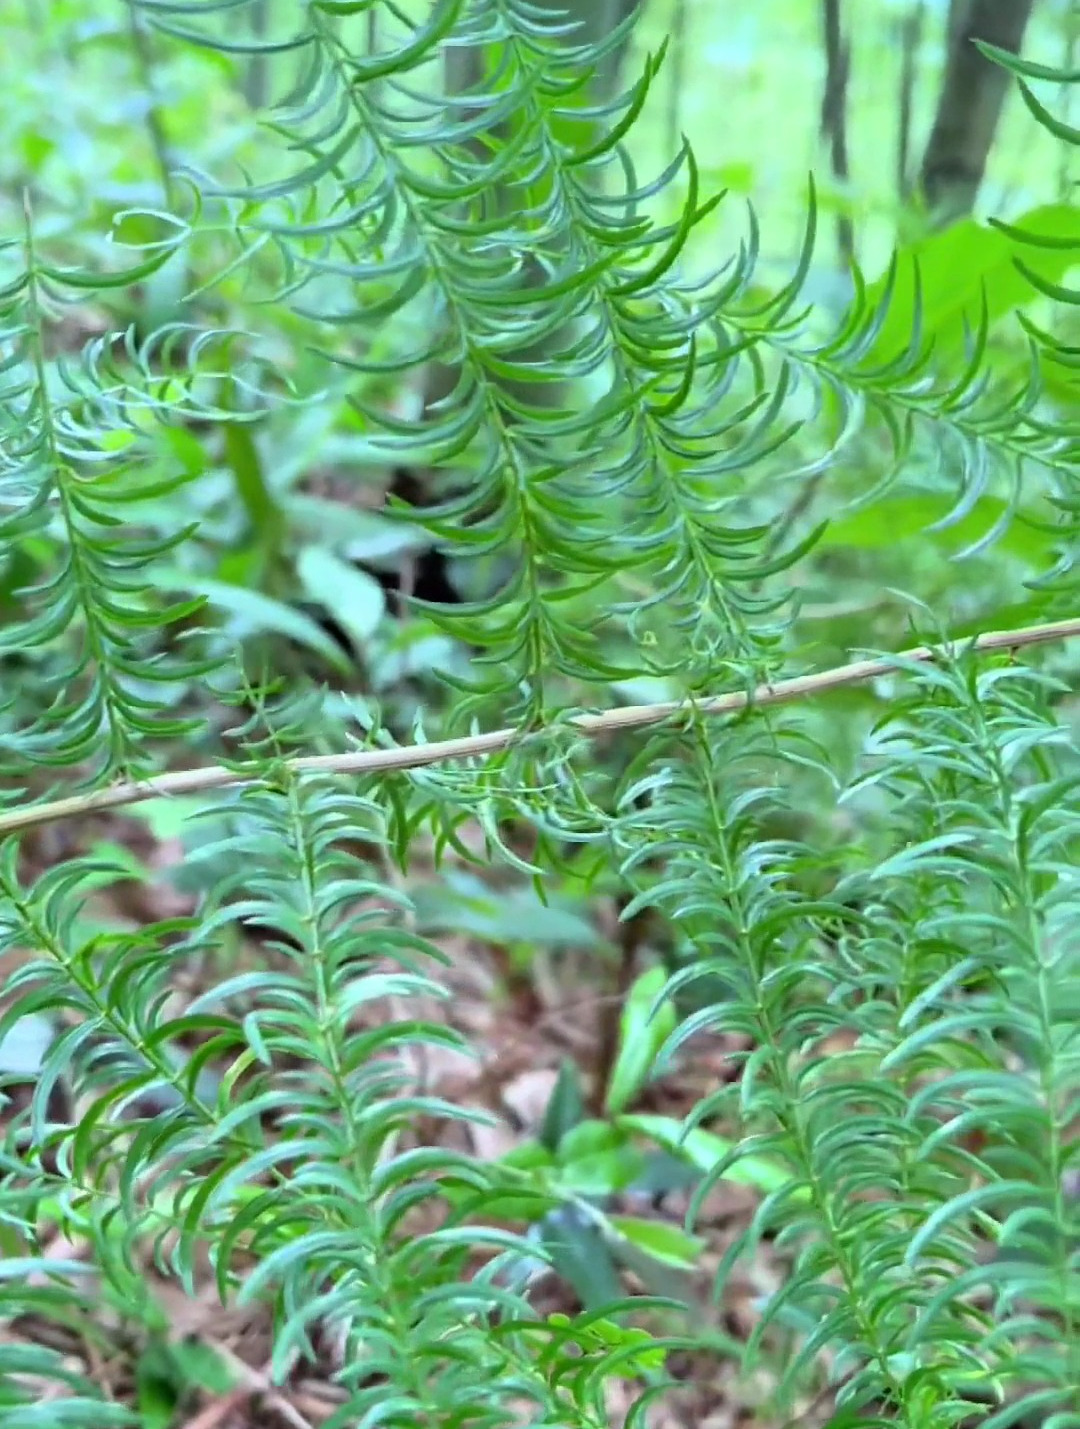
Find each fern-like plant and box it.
[0,4,1077,1428]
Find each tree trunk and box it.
[895,1,926,199]
[919,0,1037,223]
[819,0,853,264]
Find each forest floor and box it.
[0,802,824,1429]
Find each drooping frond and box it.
[0,208,276,789]
[126,0,1080,722]
[614,644,1079,1425]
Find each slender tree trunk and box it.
[665,0,689,158]
[947,0,967,48]
[819,0,853,264]
[919,0,1037,223]
[895,1,926,200]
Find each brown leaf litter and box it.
[0,813,827,1429]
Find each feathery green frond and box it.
[1,3,1079,1426]
[0,209,278,788]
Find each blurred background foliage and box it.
[2,0,1079,870]
[4,0,1077,668]
[3,0,1080,965]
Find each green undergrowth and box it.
[0,5,1078,1428]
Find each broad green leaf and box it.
[540,1059,586,1151]
[126,796,210,842]
[551,1118,646,1197]
[222,412,285,568]
[438,1142,559,1221]
[544,1314,667,1376]
[540,1211,623,1311]
[412,876,600,948]
[618,1113,797,1195]
[556,1118,623,1162]
[865,203,1080,362]
[163,1339,235,1395]
[820,496,1051,567]
[604,966,677,1116]
[499,1140,556,1173]
[134,1354,179,1429]
[557,1149,646,1196]
[155,572,352,673]
[627,1150,703,1199]
[296,545,386,648]
[606,1215,703,1269]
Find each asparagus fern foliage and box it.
[0,5,1077,1427]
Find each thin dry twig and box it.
[180,1388,248,1429]
[207,1340,315,1429]
[1,616,1077,838]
